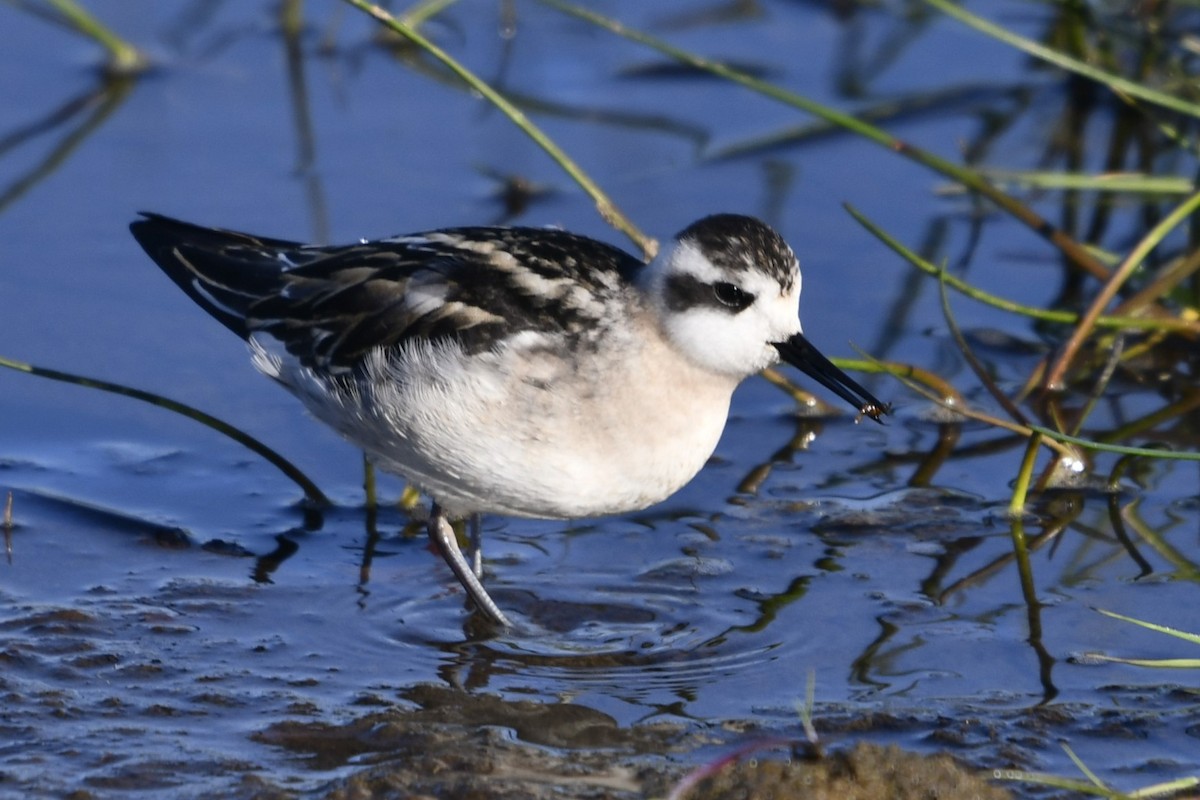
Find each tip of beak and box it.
[772,335,890,423]
[859,401,891,424]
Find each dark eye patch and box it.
[664,274,756,314]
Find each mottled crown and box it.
[674,214,797,293]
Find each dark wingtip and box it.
[128,211,259,340]
[129,212,195,248]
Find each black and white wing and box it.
[130,212,645,372]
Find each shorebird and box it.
[130,212,887,626]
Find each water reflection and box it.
[0,77,133,214]
[2,0,1198,794]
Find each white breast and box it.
[251,314,738,520]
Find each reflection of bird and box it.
[130,212,887,627]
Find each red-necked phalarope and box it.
[130,212,888,627]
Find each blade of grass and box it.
[280,0,301,36]
[1127,777,1200,798]
[1002,743,1200,798]
[1097,609,1200,645]
[845,203,1200,334]
[0,353,330,507]
[923,0,1200,119]
[1068,333,1124,436]
[1063,743,1108,791]
[1001,770,1199,798]
[1045,188,1200,389]
[1007,515,1052,701]
[538,0,1115,283]
[798,669,819,747]
[399,0,462,28]
[935,259,1029,424]
[852,347,1079,459]
[1113,247,1200,317]
[340,0,657,260]
[762,358,959,411]
[1027,425,1200,460]
[1009,432,1042,515]
[995,770,1122,797]
[40,0,148,74]
[961,170,1196,195]
[993,772,1113,796]
[1086,655,1200,668]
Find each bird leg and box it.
[468,513,483,579]
[428,503,511,627]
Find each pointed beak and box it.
[773,333,889,423]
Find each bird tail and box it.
[129,212,307,339]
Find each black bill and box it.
[773,333,889,423]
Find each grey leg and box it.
[428,503,511,627]
[468,513,483,579]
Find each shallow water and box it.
[2,2,1198,797]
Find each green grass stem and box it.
[763,357,960,410]
[1045,188,1200,389]
[1009,432,1042,515]
[1063,743,1107,792]
[1002,741,1200,797]
[1097,609,1200,647]
[0,353,330,507]
[923,0,1200,120]
[852,348,1079,459]
[538,0,1115,283]
[999,769,1199,798]
[1086,655,1200,668]
[1113,247,1200,317]
[936,260,1030,425]
[280,0,303,37]
[341,0,657,260]
[399,0,462,28]
[844,204,1200,334]
[41,0,148,75]
[962,171,1196,195]
[1027,425,1200,460]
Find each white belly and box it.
[253,324,737,519]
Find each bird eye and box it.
[712,282,753,310]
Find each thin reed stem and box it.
[0,354,330,506]
[845,204,1198,334]
[341,0,657,260]
[1009,432,1043,516]
[43,0,147,74]
[538,0,1114,283]
[1044,188,1200,389]
[924,0,1200,119]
